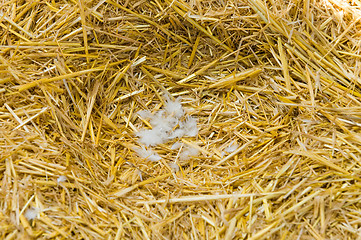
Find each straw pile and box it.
[1,0,361,239]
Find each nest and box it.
[1,0,361,239]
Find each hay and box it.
[1,0,361,239]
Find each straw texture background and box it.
[1,0,361,239]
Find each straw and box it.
[1,0,361,239]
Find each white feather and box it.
[137,110,152,119]
[57,175,67,184]
[169,162,180,172]
[24,207,40,221]
[133,146,161,161]
[171,142,182,150]
[179,146,199,160]
[149,111,178,135]
[135,97,199,157]
[165,98,184,118]
[168,128,185,139]
[136,128,165,146]
[147,153,162,162]
[180,116,198,137]
[225,141,239,153]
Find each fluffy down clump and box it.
[225,141,239,153]
[57,175,67,184]
[135,98,199,161]
[179,146,199,160]
[179,117,198,137]
[171,142,182,150]
[133,146,162,162]
[136,110,179,146]
[24,207,40,221]
[136,127,167,146]
[165,98,184,118]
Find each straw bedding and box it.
[1,0,361,239]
